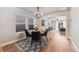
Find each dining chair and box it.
[31,31,42,51]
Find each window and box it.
[16,15,25,32]
[28,18,34,30]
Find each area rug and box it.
[16,36,47,52]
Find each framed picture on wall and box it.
[41,20,45,26]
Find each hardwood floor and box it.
[1,43,22,52]
[0,47,3,52]
[39,31,75,52]
[0,31,75,52]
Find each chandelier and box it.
[33,7,42,19]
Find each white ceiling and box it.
[18,7,68,15]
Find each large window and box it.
[16,15,25,32]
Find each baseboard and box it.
[15,44,24,52]
[71,41,79,52]
[68,37,79,52]
[0,37,26,47]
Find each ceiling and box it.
[18,7,68,15]
[18,7,70,16]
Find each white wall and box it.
[0,7,33,45]
[70,8,79,51]
[0,7,16,44]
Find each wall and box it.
[0,7,33,45]
[0,7,16,44]
[70,7,79,51]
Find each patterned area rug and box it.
[16,36,48,52]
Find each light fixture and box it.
[33,7,42,19]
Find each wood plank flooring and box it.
[0,31,76,52]
[39,31,75,52]
[1,43,22,52]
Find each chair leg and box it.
[39,41,42,48]
[34,42,37,52]
[40,38,43,48]
[42,36,48,46]
[43,36,46,45]
[25,37,31,45]
[30,40,33,48]
[40,37,44,47]
[46,36,48,43]
[28,39,33,51]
